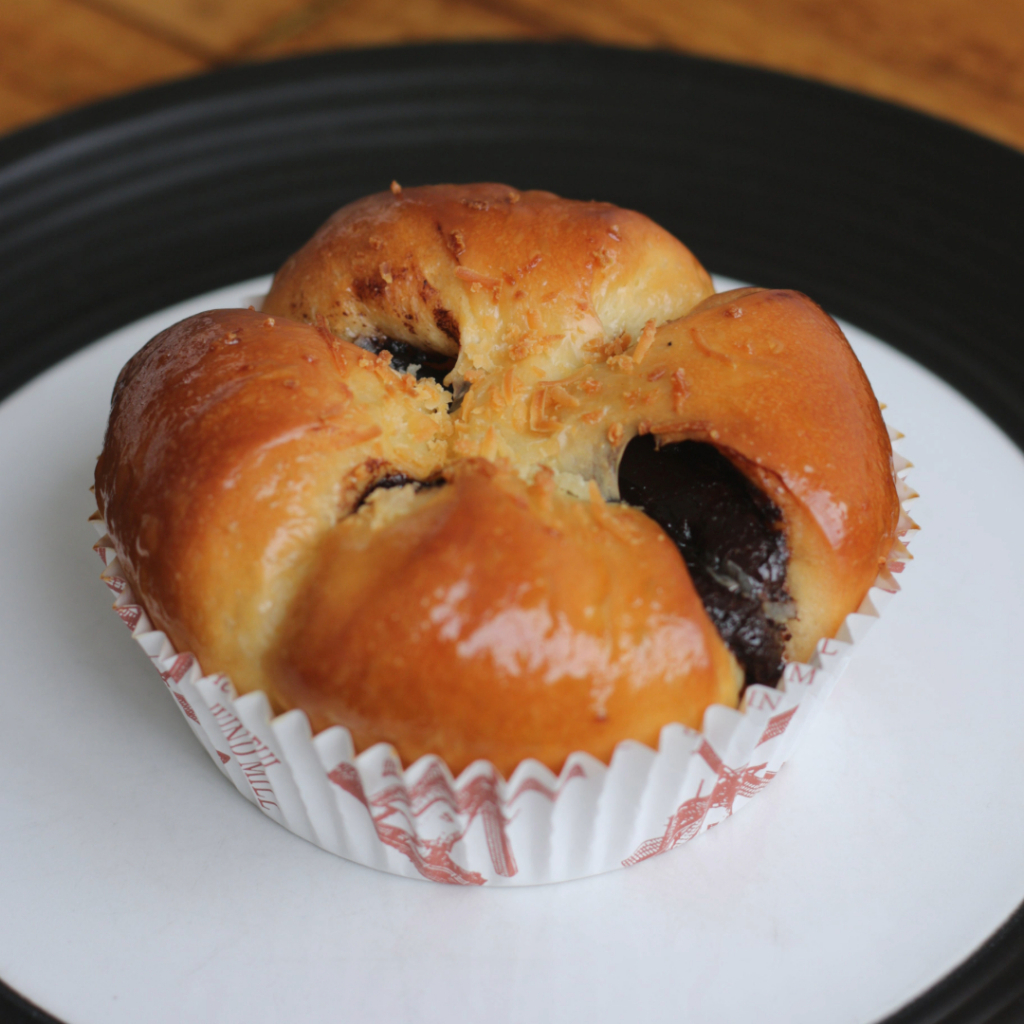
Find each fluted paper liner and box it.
[91,428,915,885]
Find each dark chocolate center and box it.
[357,336,455,387]
[355,472,446,510]
[618,436,792,689]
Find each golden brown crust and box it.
[514,287,900,660]
[95,308,450,695]
[97,187,899,777]
[275,461,739,776]
[263,183,714,390]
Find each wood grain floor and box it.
[3,0,1024,151]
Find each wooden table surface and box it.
[3,0,1024,151]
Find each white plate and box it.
[1,277,1022,1024]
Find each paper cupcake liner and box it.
[90,428,915,886]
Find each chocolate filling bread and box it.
[619,437,792,690]
[95,183,900,777]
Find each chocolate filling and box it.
[357,336,455,387]
[355,472,446,510]
[618,436,792,689]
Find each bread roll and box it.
[96,186,899,776]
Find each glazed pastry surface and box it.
[96,184,899,775]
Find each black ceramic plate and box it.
[1,42,1023,1024]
